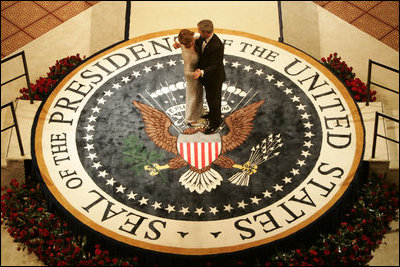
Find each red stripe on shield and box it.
[194,142,199,169]
[215,143,219,161]
[208,142,212,166]
[187,143,191,165]
[201,142,205,169]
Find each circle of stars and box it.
[81,55,316,218]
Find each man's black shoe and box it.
[204,121,222,134]
[204,124,220,135]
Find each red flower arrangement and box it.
[1,179,139,266]
[19,77,57,100]
[321,53,377,102]
[47,55,85,81]
[1,172,398,266]
[18,54,85,101]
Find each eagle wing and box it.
[221,100,264,153]
[132,100,178,155]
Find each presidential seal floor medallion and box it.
[33,29,364,256]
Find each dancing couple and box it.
[174,19,226,135]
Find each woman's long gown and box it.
[181,45,204,123]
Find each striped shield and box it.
[177,132,221,169]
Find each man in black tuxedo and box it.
[192,19,226,134]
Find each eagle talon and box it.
[144,164,160,176]
[233,162,258,175]
[243,162,258,175]
[144,163,170,176]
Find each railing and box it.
[371,112,399,159]
[1,51,32,158]
[277,1,284,43]
[366,59,399,106]
[366,59,399,160]
[124,1,131,41]
[1,102,24,156]
[1,50,33,104]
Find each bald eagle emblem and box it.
[132,100,282,194]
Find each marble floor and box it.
[1,1,399,59]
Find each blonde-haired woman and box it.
[175,29,205,127]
